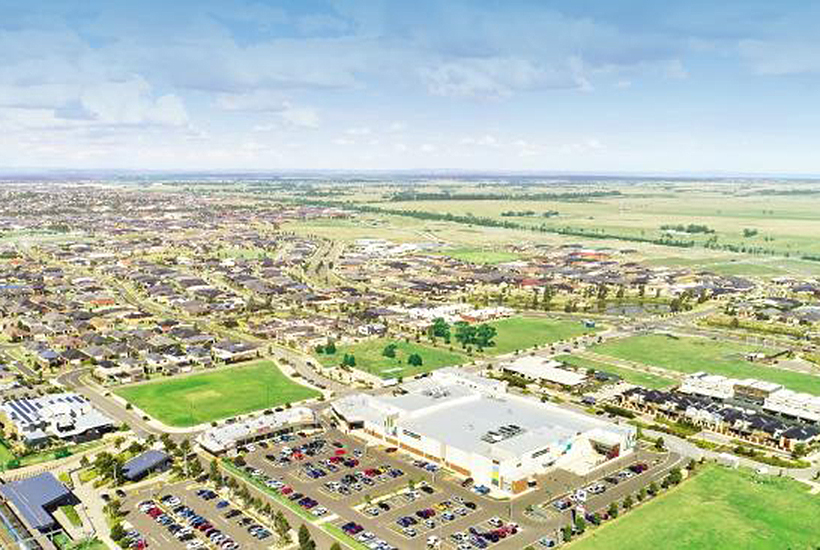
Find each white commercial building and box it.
[678,372,820,423]
[331,368,635,495]
[763,390,820,423]
[503,356,587,388]
[197,407,318,454]
[678,372,736,400]
[0,393,115,447]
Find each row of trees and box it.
[558,465,687,544]
[427,318,497,350]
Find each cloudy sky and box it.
[1,0,819,174]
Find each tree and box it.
[110,523,125,543]
[274,511,290,542]
[298,524,310,546]
[608,501,619,518]
[105,498,123,519]
[407,353,423,367]
[667,467,683,485]
[382,343,397,358]
[454,321,476,347]
[623,495,633,510]
[298,524,316,550]
[648,481,659,496]
[325,340,336,354]
[431,318,450,340]
[562,525,572,542]
[475,324,497,347]
[574,515,586,534]
[330,544,342,550]
[638,487,647,502]
[654,436,666,451]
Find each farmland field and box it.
[316,338,467,379]
[485,316,599,355]
[570,465,820,550]
[115,360,319,427]
[374,189,820,259]
[555,354,676,389]
[591,333,820,394]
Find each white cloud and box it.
[216,90,287,111]
[420,56,587,98]
[279,103,319,128]
[80,78,188,126]
[460,134,499,147]
[738,39,820,75]
[346,126,371,135]
[663,59,689,79]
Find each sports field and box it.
[316,338,467,379]
[115,360,319,427]
[555,354,676,389]
[435,247,521,265]
[571,465,820,550]
[592,333,820,394]
[486,316,599,355]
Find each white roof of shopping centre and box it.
[333,369,631,460]
[401,393,619,458]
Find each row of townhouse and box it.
[619,387,820,452]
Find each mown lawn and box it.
[571,465,820,550]
[484,316,599,355]
[437,247,521,265]
[555,354,676,389]
[115,360,319,427]
[0,440,15,463]
[316,338,467,379]
[592,333,820,395]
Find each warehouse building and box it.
[331,369,635,495]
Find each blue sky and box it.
[1,0,819,174]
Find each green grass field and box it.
[485,316,599,355]
[592,334,820,395]
[555,354,676,389]
[571,465,820,550]
[115,360,319,427]
[0,440,15,464]
[435,247,521,264]
[316,338,466,379]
